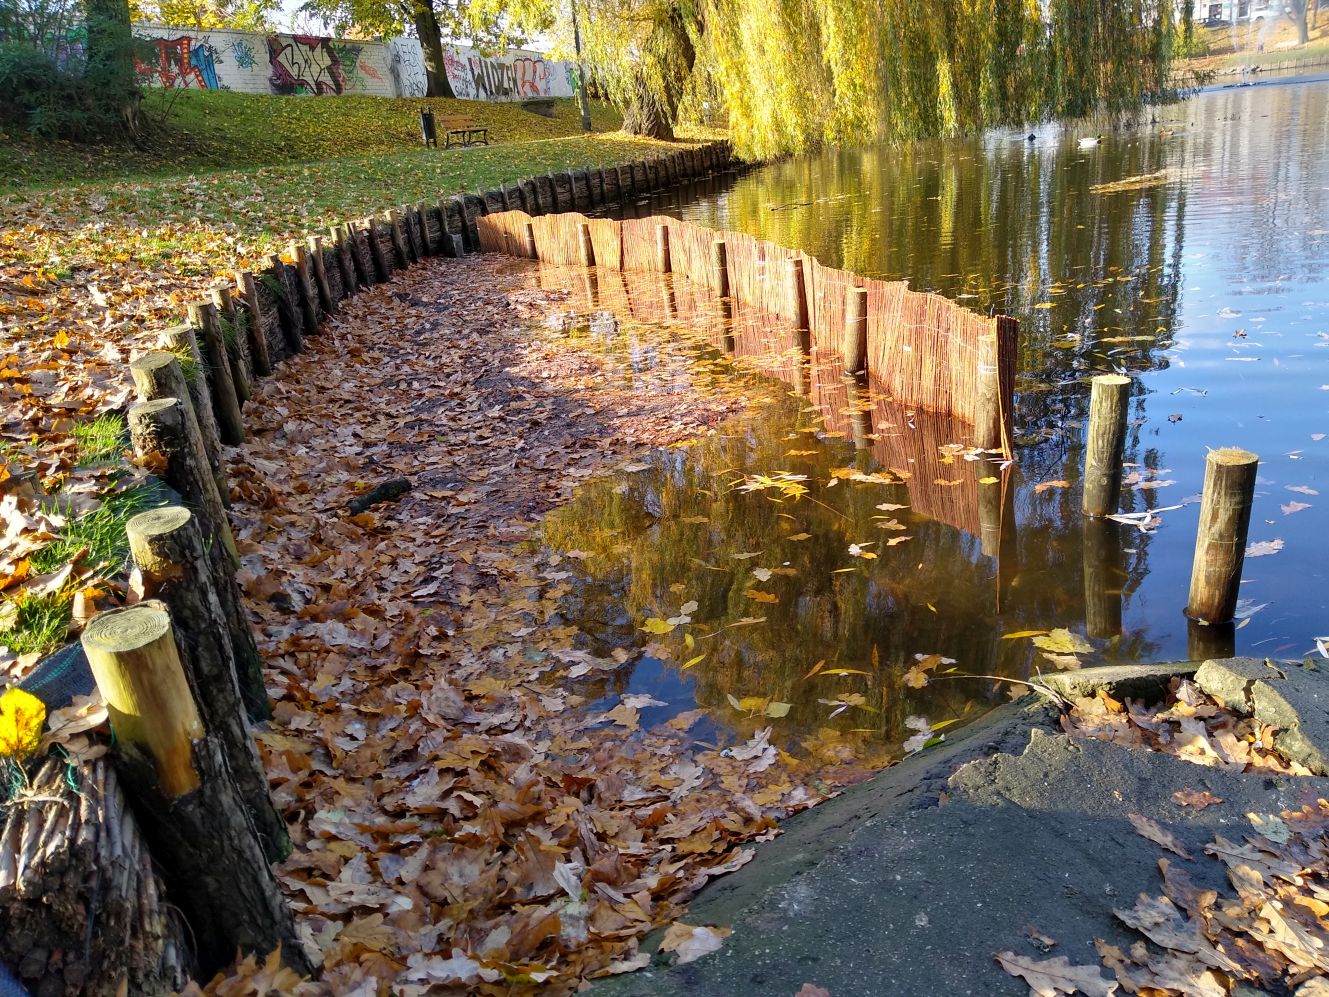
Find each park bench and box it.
[440,116,489,149]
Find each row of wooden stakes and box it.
[38,141,738,986]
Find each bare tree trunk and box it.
[1288,0,1311,44]
[413,0,456,99]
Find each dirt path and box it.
[225,255,875,993]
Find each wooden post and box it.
[232,271,273,378]
[524,221,539,260]
[973,333,1003,454]
[135,340,228,506]
[383,209,411,269]
[417,202,439,255]
[655,222,671,273]
[711,238,730,297]
[81,603,309,977]
[330,225,358,295]
[403,206,424,262]
[1082,374,1131,517]
[844,285,868,375]
[127,507,284,853]
[578,221,595,267]
[345,221,373,287]
[286,241,321,333]
[1186,447,1259,624]
[1082,517,1124,638]
[126,392,237,568]
[264,255,305,353]
[363,217,391,282]
[209,285,252,403]
[187,302,245,446]
[306,235,336,313]
[787,257,809,331]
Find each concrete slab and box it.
[1195,658,1329,775]
[591,678,1329,997]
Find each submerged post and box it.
[1082,517,1124,638]
[787,257,810,331]
[578,221,595,267]
[844,285,868,375]
[655,222,671,273]
[1082,374,1131,517]
[1186,447,1259,625]
[710,238,729,298]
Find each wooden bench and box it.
[440,116,489,149]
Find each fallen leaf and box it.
[994,951,1118,996]
[1171,789,1222,810]
[1128,813,1192,859]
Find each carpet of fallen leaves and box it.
[1062,677,1313,777]
[0,132,697,663]
[211,255,889,993]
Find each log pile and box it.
[0,756,188,996]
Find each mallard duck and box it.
[1078,134,1102,148]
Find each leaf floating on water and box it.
[765,701,792,718]
[751,567,773,582]
[744,589,780,604]
[1034,479,1071,494]
[681,654,706,670]
[993,951,1118,997]
[1286,485,1318,496]
[885,536,912,546]
[1280,501,1311,516]
[1245,538,1284,558]
[1032,628,1093,654]
[1003,629,1050,640]
[640,617,676,635]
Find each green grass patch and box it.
[0,590,74,658]
[72,413,128,467]
[29,483,172,577]
[0,89,629,192]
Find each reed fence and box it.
[478,209,1018,458]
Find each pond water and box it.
[538,79,1329,764]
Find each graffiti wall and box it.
[442,45,574,101]
[129,23,573,101]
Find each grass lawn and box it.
[1174,16,1329,73]
[0,88,717,661]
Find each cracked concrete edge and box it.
[1193,656,1285,711]
[1040,661,1197,700]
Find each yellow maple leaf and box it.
[0,687,46,761]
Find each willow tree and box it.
[478,0,1176,154]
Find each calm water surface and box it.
[541,80,1329,762]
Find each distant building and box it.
[1178,0,1284,24]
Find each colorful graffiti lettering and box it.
[230,38,256,70]
[513,57,550,97]
[453,52,555,101]
[267,34,346,95]
[135,35,222,90]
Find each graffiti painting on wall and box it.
[445,49,558,101]
[230,38,256,70]
[267,34,348,95]
[388,37,427,98]
[134,35,224,90]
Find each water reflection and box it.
[614,80,1329,668]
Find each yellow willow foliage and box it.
[699,0,1175,158]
